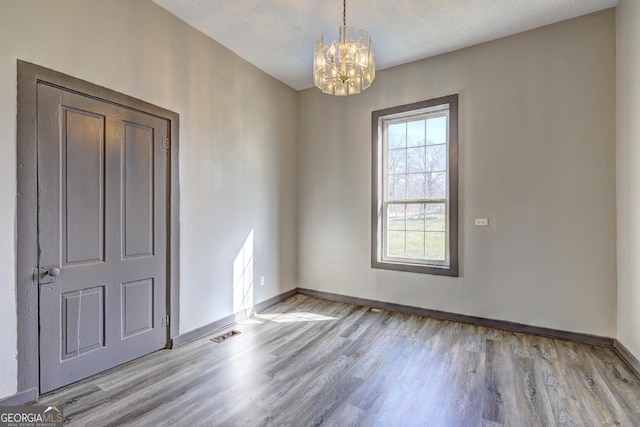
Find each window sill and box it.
[372,259,459,277]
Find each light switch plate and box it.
[475,218,489,226]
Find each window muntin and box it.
[372,95,458,276]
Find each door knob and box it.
[47,267,61,277]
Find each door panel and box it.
[61,286,105,359]
[122,278,154,338]
[123,122,154,258]
[62,107,105,265]
[38,83,168,393]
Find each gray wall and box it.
[297,11,617,337]
[0,0,298,398]
[616,0,640,360]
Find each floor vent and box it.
[211,330,241,343]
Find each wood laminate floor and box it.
[38,295,640,426]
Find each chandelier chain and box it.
[343,0,346,27]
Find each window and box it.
[372,95,458,276]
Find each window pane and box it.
[406,204,425,231]
[426,172,446,199]
[389,175,406,200]
[407,174,426,199]
[426,232,446,260]
[388,204,406,231]
[426,144,447,172]
[388,231,406,258]
[426,116,447,145]
[407,146,426,173]
[389,149,406,174]
[407,120,425,147]
[406,232,425,259]
[425,204,446,232]
[389,123,406,149]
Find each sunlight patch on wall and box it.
[233,229,254,320]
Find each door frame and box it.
[16,60,180,398]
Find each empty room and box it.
[1,0,639,425]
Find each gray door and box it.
[37,83,169,393]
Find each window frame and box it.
[371,94,459,277]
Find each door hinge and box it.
[162,137,170,150]
[161,314,170,327]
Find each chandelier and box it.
[313,0,375,96]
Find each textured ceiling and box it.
[152,0,619,91]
